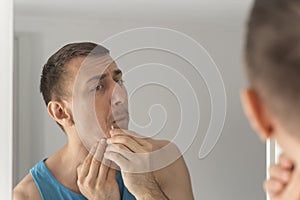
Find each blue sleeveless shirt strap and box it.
[30,159,136,200]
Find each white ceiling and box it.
[14,0,253,21]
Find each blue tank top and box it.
[30,159,136,200]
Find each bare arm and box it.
[153,141,194,200]
[105,130,194,200]
[13,174,41,200]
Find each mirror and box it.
[13,0,265,199]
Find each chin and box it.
[114,119,129,130]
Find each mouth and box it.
[111,115,129,128]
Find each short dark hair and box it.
[40,42,110,131]
[245,0,300,137]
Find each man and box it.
[13,42,194,199]
[241,0,300,199]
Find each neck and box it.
[63,133,89,166]
[45,129,89,194]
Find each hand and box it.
[265,153,300,200]
[104,129,169,200]
[77,140,120,200]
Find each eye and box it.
[95,84,104,91]
[116,79,125,86]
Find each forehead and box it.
[67,55,119,79]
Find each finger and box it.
[107,167,118,181]
[115,129,153,149]
[98,159,111,182]
[78,142,98,177]
[110,128,141,137]
[110,161,120,171]
[264,179,285,196]
[104,151,129,172]
[279,153,294,170]
[110,129,146,146]
[88,139,107,178]
[109,142,133,153]
[269,165,291,183]
[108,135,145,153]
[106,144,133,161]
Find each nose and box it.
[111,82,127,107]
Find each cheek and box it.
[121,89,129,106]
[94,99,110,129]
[123,88,128,99]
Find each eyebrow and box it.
[86,73,108,84]
[113,69,122,76]
[85,69,122,84]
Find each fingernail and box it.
[100,138,106,145]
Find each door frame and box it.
[0,0,13,199]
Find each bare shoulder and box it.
[152,140,194,200]
[153,140,188,183]
[13,173,41,200]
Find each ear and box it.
[47,100,74,128]
[241,88,274,141]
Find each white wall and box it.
[0,0,13,199]
[13,1,266,199]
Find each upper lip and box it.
[112,114,129,123]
